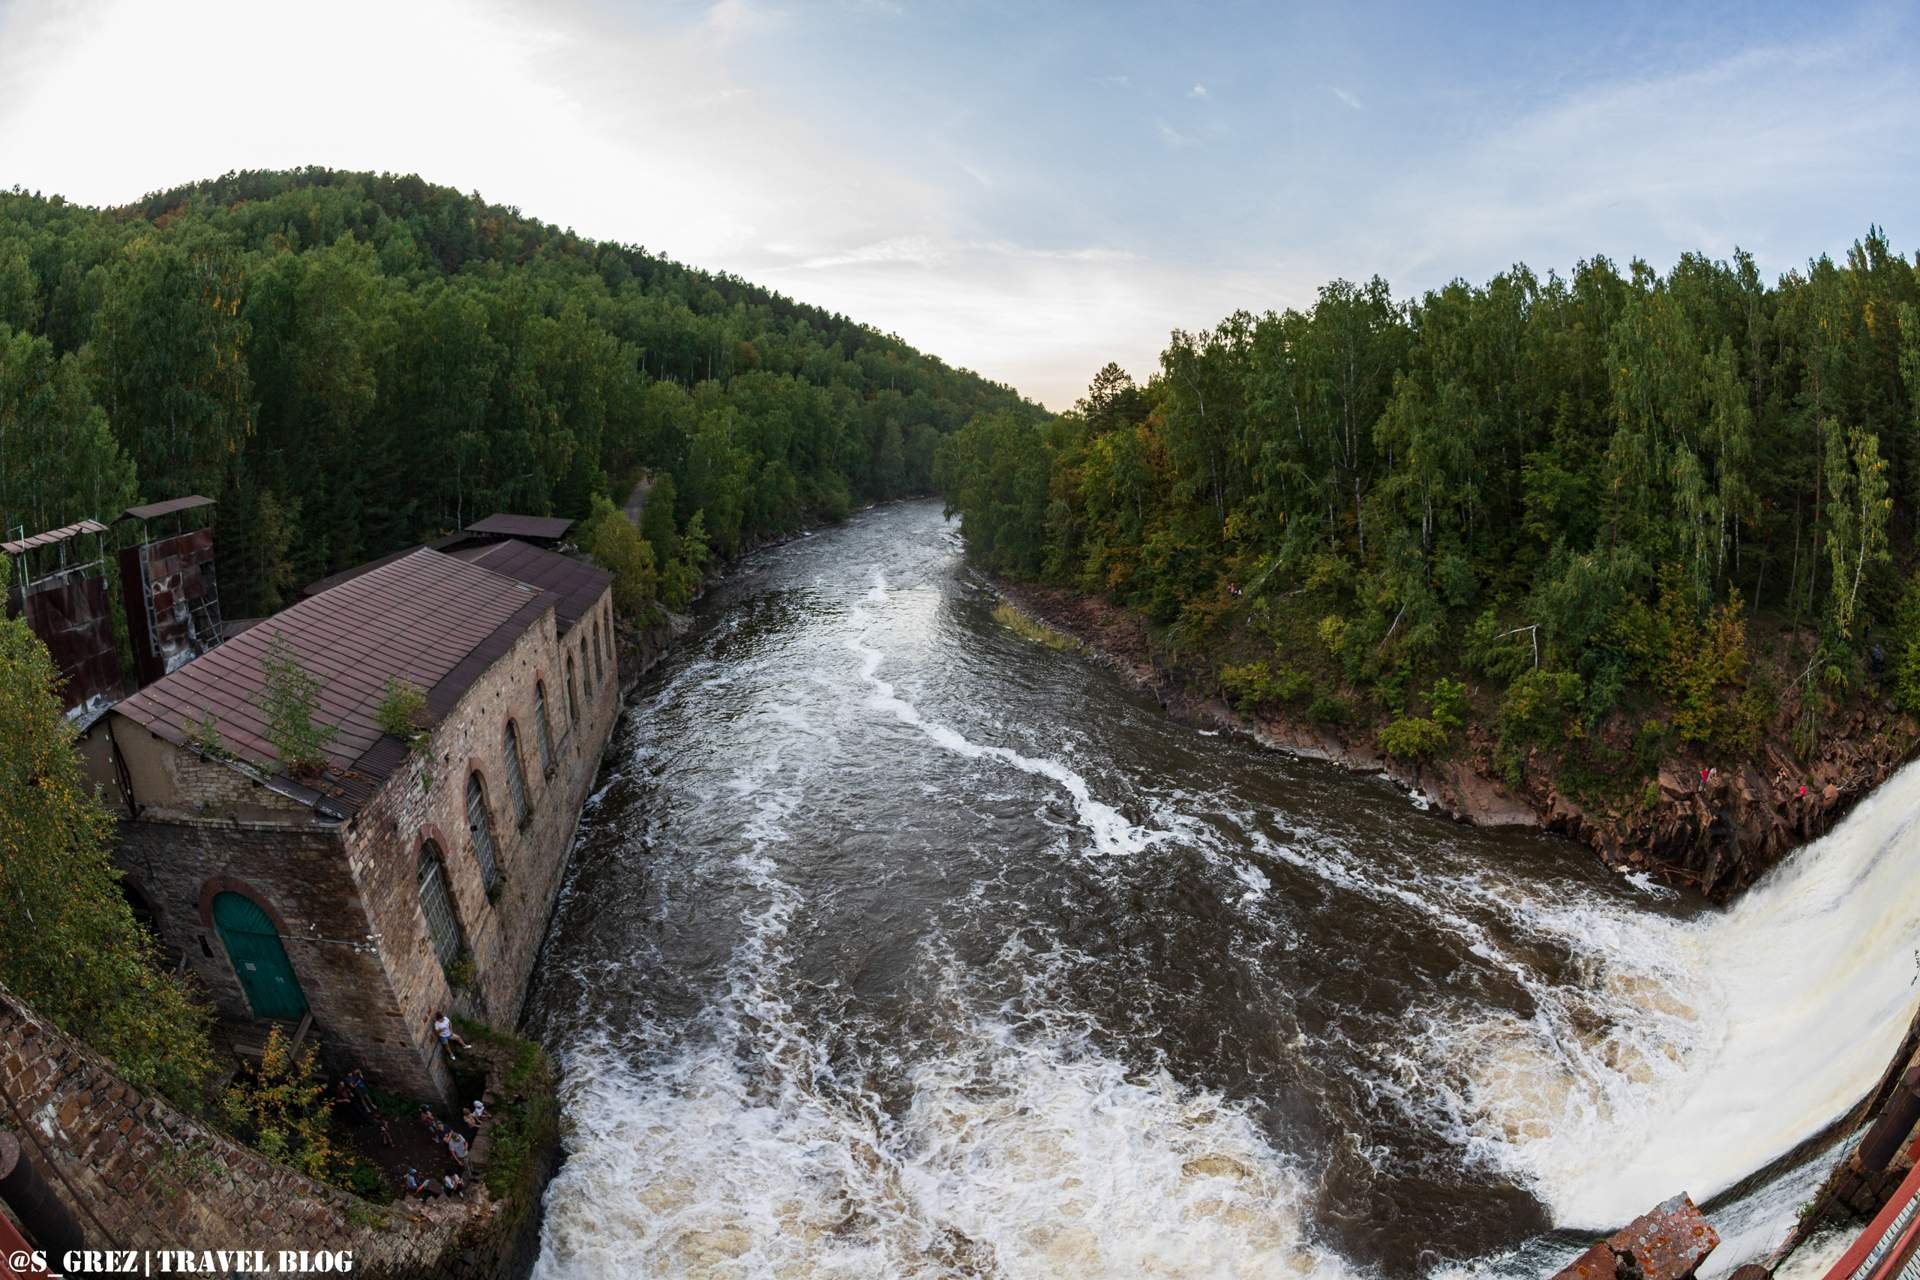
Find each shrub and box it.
[582,495,661,623]
[374,676,428,747]
[1498,668,1584,751]
[1317,614,1349,657]
[1377,715,1449,760]
[222,1026,340,1183]
[182,708,226,758]
[260,633,336,776]
[1428,677,1469,729]
[1616,566,1753,747]
[1308,693,1350,725]
[1220,660,1309,707]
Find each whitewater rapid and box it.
[525,502,1919,1278]
[1433,760,1920,1229]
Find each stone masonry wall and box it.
[340,587,620,1085]
[0,985,464,1269]
[112,818,436,1099]
[0,983,561,1280]
[100,588,618,1105]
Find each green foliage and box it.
[1617,569,1753,748]
[1317,615,1349,658]
[639,471,679,566]
[374,677,429,751]
[1219,660,1310,707]
[936,232,1920,777]
[1497,669,1584,752]
[992,601,1079,651]
[1895,573,1920,713]
[0,323,137,539]
[0,171,1024,617]
[181,708,226,758]
[1377,715,1449,760]
[0,609,214,1104]
[452,1019,559,1203]
[1307,693,1351,725]
[660,510,709,610]
[221,1026,340,1184]
[582,495,660,623]
[259,632,337,776]
[1427,677,1469,728]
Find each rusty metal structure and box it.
[2,519,123,718]
[114,496,223,690]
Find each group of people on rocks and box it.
[404,1096,487,1199]
[323,1021,492,1202]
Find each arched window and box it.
[465,774,501,891]
[602,609,613,663]
[417,842,463,967]
[580,640,593,694]
[503,720,532,825]
[533,682,556,775]
[566,655,580,726]
[592,622,605,686]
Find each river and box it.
[524,499,1920,1279]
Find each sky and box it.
[1,0,1916,409]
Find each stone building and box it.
[85,541,620,1100]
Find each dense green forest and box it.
[938,233,1920,785]
[0,167,1031,616]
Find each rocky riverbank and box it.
[988,577,1919,900]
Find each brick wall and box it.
[0,984,552,1279]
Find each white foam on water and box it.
[1421,759,1920,1229]
[536,949,1363,1280]
[845,603,1166,859]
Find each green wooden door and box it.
[212,892,308,1020]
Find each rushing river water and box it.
[525,500,1920,1279]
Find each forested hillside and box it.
[938,234,1920,816]
[0,168,1031,615]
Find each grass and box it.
[993,600,1082,652]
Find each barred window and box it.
[566,656,580,726]
[417,842,462,967]
[503,721,532,824]
[465,774,501,891]
[534,682,556,773]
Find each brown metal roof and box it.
[118,495,215,522]
[2,519,109,556]
[116,548,555,814]
[447,539,611,635]
[465,513,574,542]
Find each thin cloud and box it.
[1156,119,1196,148]
[1367,29,1918,289]
[1189,82,1208,98]
[1093,73,1132,88]
[1329,85,1362,110]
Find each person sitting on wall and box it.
[462,1098,487,1132]
[445,1128,470,1169]
[433,1011,470,1061]
[403,1168,441,1198]
[442,1172,465,1197]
